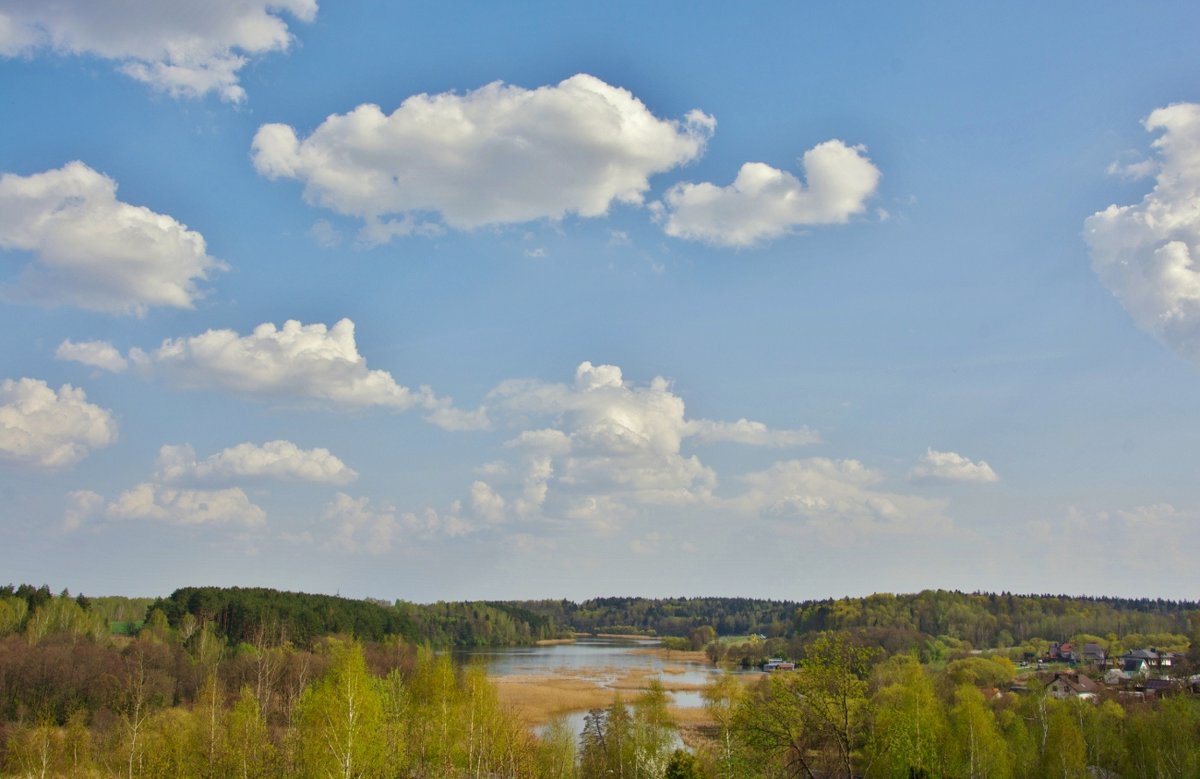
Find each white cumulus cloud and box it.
[0,0,316,102]
[1085,103,1200,367]
[156,440,357,485]
[105,483,265,526]
[0,162,223,315]
[655,140,881,247]
[491,362,714,508]
[479,361,816,522]
[469,480,508,525]
[56,339,129,373]
[251,73,714,241]
[910,448,999,484]
[132,318,486,429]
[0,378,117,467]
[735,458,950,536]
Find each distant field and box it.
[109,620,143,636]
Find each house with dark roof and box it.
[1120,649,1158,674]
[1081,642,1106,666]
[1141,678,1174,697]
[1119,648,1178,674]
[1046,672,1100,701]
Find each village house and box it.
[1081,642,1106,666]
[1118,648,1178,674]
[1046,671,1100,701]
[1140,678,1174,698]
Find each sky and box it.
[1,2,1199,603]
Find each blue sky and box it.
[2,1,1199,602]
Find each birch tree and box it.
[294,641,386,779]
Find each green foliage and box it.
[579,695,634,778]
[728,632,874,778]
[864,655,947,778]
[1122,696,1200,778]
[0,583,1198,778]
[947,685,1011,779]
[792,590,1195,643]
[632,679,675,776]
[534,715,577,779]
[1039,701,1087,779]
[576,687,676,779]
[702,672,744,778]
[150,587,560,650]
[293,641,386,779]
[0,597,27,637]
[520,595,800,638]
[24,594,108,644]
[223,686,276,778]
[944,656,1016,690]
[664,748,705,779]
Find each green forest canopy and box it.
[7,585,1195,651]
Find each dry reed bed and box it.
[491,644,752,747]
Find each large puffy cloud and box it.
[252,74,715,241]
[734,458,950,536]
[0,0,316,102]
[655,140,881,247]
[1085,103,1200,367]
[477,361,815,523]
[0,378,117,467]
[125,319,486,429]
[0,162,223,315]
[156,440,357,485]
[105,483,265,526]
[910,448,998,484]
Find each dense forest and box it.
[147,587,560,649]
[514,592,1199,648]
[130,586,1200,654]
[1,583,1199,777]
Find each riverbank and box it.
[631,645,709,665]
[470,635,747,750]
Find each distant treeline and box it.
[510,591,1200,648]
[5,584,1198,653]
[148,586,559,649]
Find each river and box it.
[457,636,736,745]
